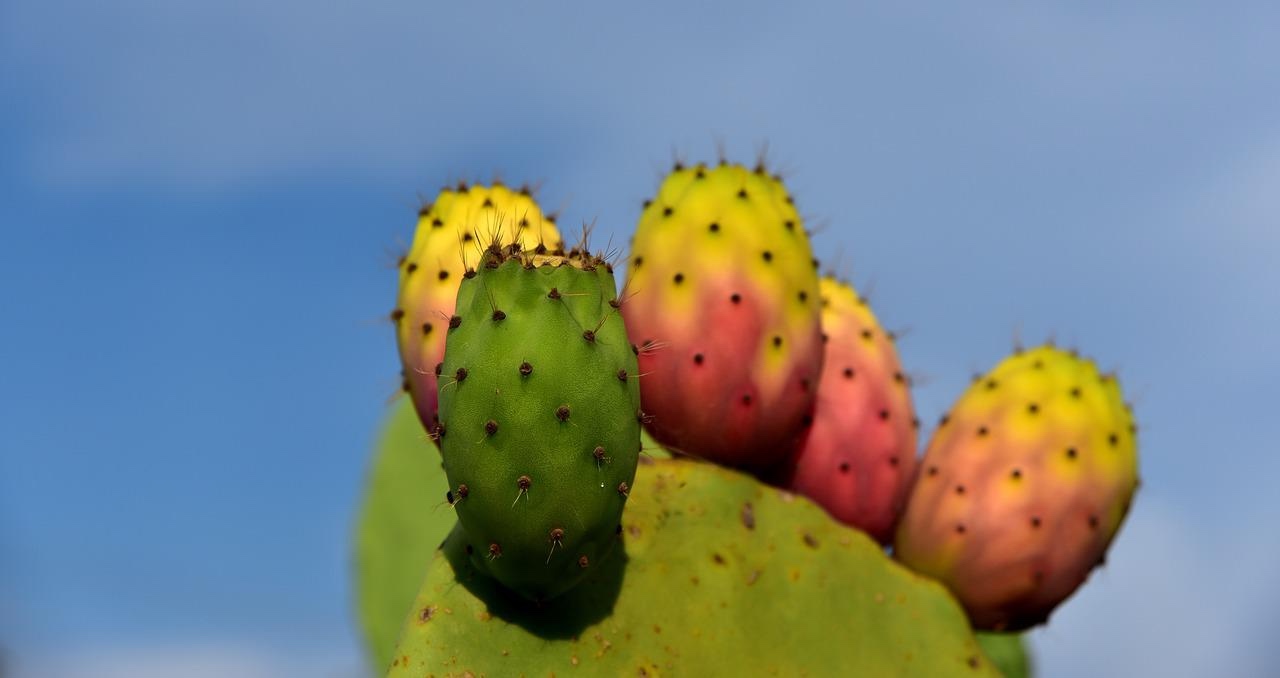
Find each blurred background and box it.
[2,2,1278,676]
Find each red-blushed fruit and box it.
[894,345,1140,631]
[779,277,917,544]
[394,184,561,434]
[621,162,823,471]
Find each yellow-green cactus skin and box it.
[622,162,823,470]
[389,458,1001,677]
[393,183,562,433]
[895,345,1139,630]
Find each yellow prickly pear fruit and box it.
[392,183,562,433]
[894,345,1139,631]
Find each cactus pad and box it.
[388,458,999,676]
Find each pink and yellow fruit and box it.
[621,162,823,470]
[393,183,562,432]
[894,345,1139,630]
[779,277,917,544]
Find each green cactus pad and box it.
[975,632,1033,678]
[388,458,999,676]
[438,250,642,602]
[354,399,455,673]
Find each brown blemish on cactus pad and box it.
[449,315,461,329]
[556,405,571,421]
[712,553,726,565]
[488,543,502,559]
[491,309,506,321]
[617,482,629,496]
[741,502,755,530]
[578,555,590,568]
[484,420,498,436]
[519,361,533,376]
[455,367,468,382]
[418,605,437,622]
[617,369,628,381]
[803,533,819,549]
[548,287,561,300]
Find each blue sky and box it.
[2,2,1278,676]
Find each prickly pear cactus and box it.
[354,399,454,672]
[437,245,641,602]
[622,162,823,470]
[976,632,1034,678]
[778,276,918,544]
[394,183,562,433]
[389,458,1001,677]
[895,345,1139,630]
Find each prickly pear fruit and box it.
[778,277,917,544]
[437,244,640,602]
[394,183,562,433]
[354,399,453,672]
[390,458,1001,677]
[894,345,1139,630]
[622,162,823,470]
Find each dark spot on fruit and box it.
[1066,447,1077,460]
[633,256,643,267]
[798,291,808,302]
[390,309,404,322]
[741,394,752,406]
[785,220,795,231]
[1028,402,1039,414]
[434,362,443,376]
[1089,515,1100,529]
[662,206,673,217]
[674,273,684,284]
[419,606,436,622]
[1109,432,1120,446]
[1031,516,1042,528]
[955,484,965,495]
[803,533,819,548]
[843,367,855,379]
[977,426,989,437]
[955,523,966,534]
[730,293,741,304]
[432,218,443,228]
[762,250,773,262]
[693,353,704,365]
[861,329,873,341]
[741,502,755,530]
[878,409,890,421]
[712,553,726,565]
[928,465,939,476]
[406,262,418,273]
[709,222,720,232]
[772,335,782,348]
[737,188,748,199]
[462,232,474,242]
[421,322,433,335]
[1011,468,1022,480]
[1070,386,1082,398]
[985,379,998,390]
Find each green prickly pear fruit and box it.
[393,183,562,434]
[777,277,918,544]
[622,161,823,470]
[437,244,640,602]
[894,345,1140,630]
[389,458,1001,677]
